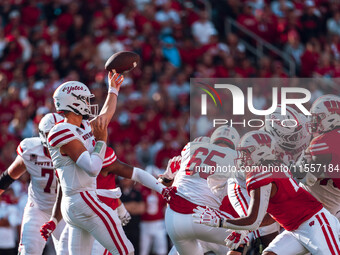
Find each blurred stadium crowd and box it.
[1,0,340,254]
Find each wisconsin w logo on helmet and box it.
[323,100,340,115]
[252,133,272,148]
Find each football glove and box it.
[161,186,177,203]
[192,206,221,228]
[40,219,57,241]
[117,203,131,226]
[225,230,249,250]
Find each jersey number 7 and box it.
[41,168,57,193]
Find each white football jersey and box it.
[300,180,340,217]
[17,138,57,214]
[47,120,96,196]
[172,142,237,209]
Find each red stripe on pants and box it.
[316,214,336,255]
[85,191,129,254]
[321,212,340,254]
[80,192,126,255]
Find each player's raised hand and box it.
[91,116,108,142]
[192,206,221,228]
[225,230,249,250]
[108,71,124,91]
[40,220,57,241]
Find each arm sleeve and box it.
[76,151,103,177]
[76,141,107,177]
[222,183,272,231]
[131,167,165,194]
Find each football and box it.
[104,51,140,74]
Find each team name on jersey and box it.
[82,131,93,140]
[34,161,53,167]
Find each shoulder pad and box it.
[17,138,42,157]
[48,123,77,148]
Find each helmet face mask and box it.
[235,148,254,168]
[265,105,307,150]
[210,125,240,150]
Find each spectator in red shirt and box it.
[300,40,320,77]
[237,3,257,32]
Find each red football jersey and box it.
[141,186,166,221]
[219,195,240,218]
[97,147,119,210]
[246,164,323,231]
[309,128,340,187]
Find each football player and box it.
[43,73,165,255]
[163,125,251,255]
[298,94,340,220]
[226,105,311,251]
[194,130,340,255]
[0,113,66,255]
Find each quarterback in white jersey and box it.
[46,78,136,255]
[164,125,247,255]
[0,113,66,255]
[45,74,165,255]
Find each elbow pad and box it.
[222,183,272,231]
[0,170,15,190]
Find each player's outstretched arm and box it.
[0,155,26,195]
[222,184,272,231]
[96,72,124,128]
[193,184,272,231]
[101,159,165,194]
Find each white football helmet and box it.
[236,130,276,167]
[38,113,64,147]
[53,81,98,119]
[210,125,240,149]
[265,105,307,150]
[193,136,211,143]
[309,94,340,134]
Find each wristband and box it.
[92,141,107,161]
[108,87,119,96]
[50,217,58,225]
[0,170,15,190]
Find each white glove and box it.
[225,230,249,250]
[116,204,131,226]
[192,206,221,228]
